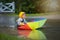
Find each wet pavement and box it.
[0,17,60,40]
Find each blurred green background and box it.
[0,0,60,14]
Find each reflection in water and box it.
[18,30,47,40]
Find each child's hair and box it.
[19,12,25,18]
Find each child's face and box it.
[22,13,26,18]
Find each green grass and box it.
[2,13,48,16]
[0,33,25,40]
[0,12,60,16]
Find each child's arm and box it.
[24,19,27,24]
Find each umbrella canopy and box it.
[18,18,47,30]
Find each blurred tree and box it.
[17,0,37,14]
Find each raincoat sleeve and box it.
[17,18,22,25]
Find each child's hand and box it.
[20,23,24,25]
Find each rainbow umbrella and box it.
[18,30,47,40]
[18,18,47,30]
